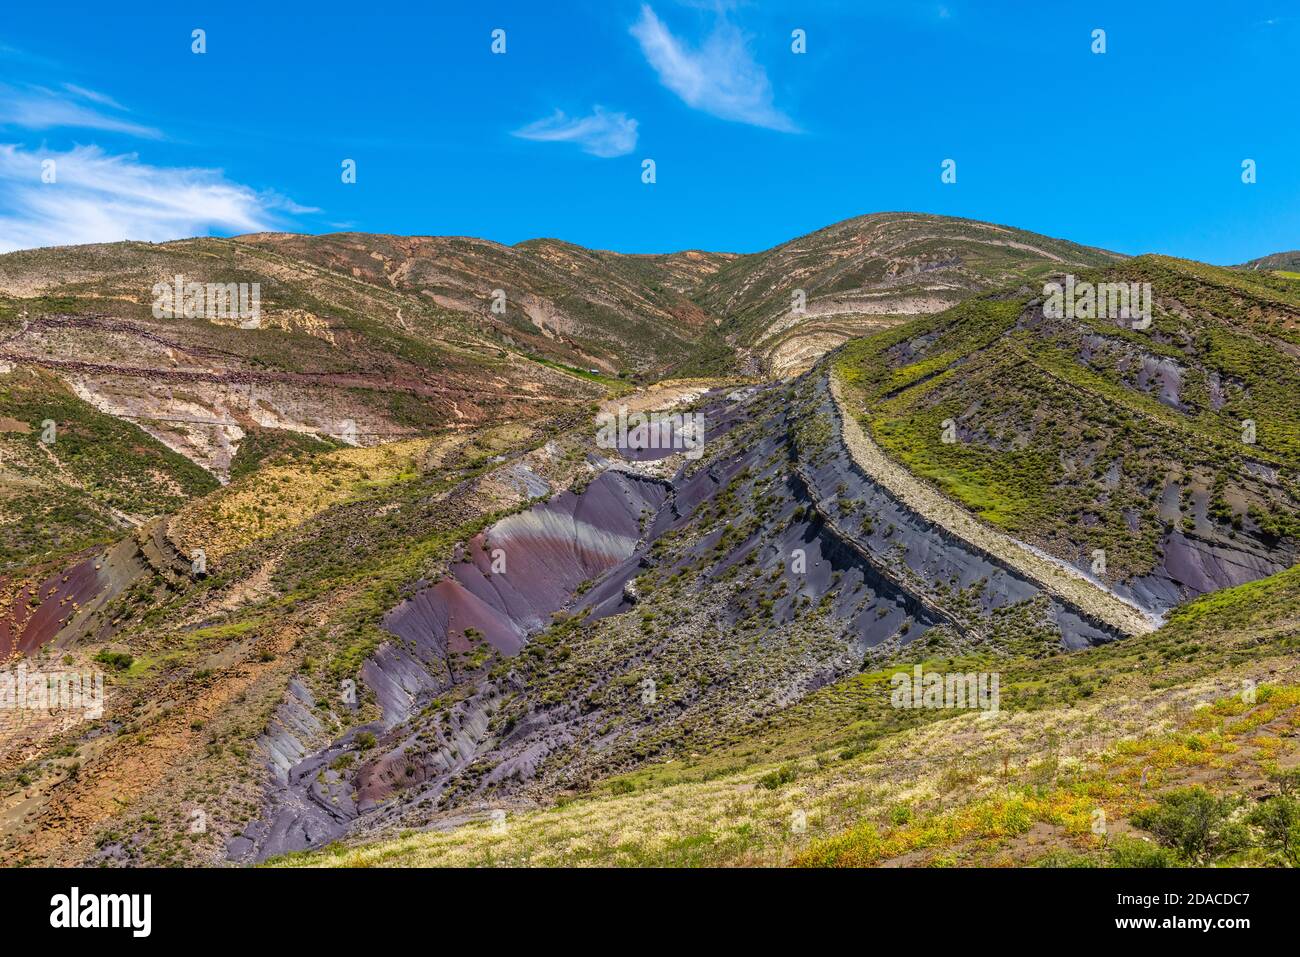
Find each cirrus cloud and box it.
[630,3,797,132]
[0,144,314,253]
[0,82,162,139]
[513,106,639,158]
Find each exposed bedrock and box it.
[1120,528,1295,612]
[802,374,1120,648]
[571,420,952,653]
[230,679,355,862]
[378,470,671,718]
[238,469,675,860]
[242,376,1146,859]
[0,536,146,658]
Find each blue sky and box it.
[1,1,1297,263]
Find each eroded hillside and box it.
[281,563,1300,868]
[2,218,1296,871]
[834,258,1300,611]
[0,355,1228,865]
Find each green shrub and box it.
[888,803,913,826]
[93,650,134,671]
[1107,836,1178,868]
[757,763,798,790]
[1034,849,1100,868]
[1131,787,1246,864]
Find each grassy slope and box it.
[833,258,1300,581]
[798,565,1300,867]
[0,366,217,571]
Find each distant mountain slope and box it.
[0,364,217,573]
[697,213,1122,374]
[0,238,614,571]
[0,242,613,449]
[0,213,1123,394]
[247,216,1121,378]
[0,212,1122,477]
[1239,250,1300,273]
[234,232,734,376]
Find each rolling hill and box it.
[1240,250,1300,274]
[698,212,1121,374]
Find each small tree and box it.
[1131,787,1247,864]
[1249,795,1300,866]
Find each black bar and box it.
[1,866,1283,942]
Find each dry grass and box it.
[172,438,429,562]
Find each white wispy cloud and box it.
[0,83,162,139]
[630,3,796,132]
[513,106,639,158]
[0,144,314,253]
[62,83,126,110]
